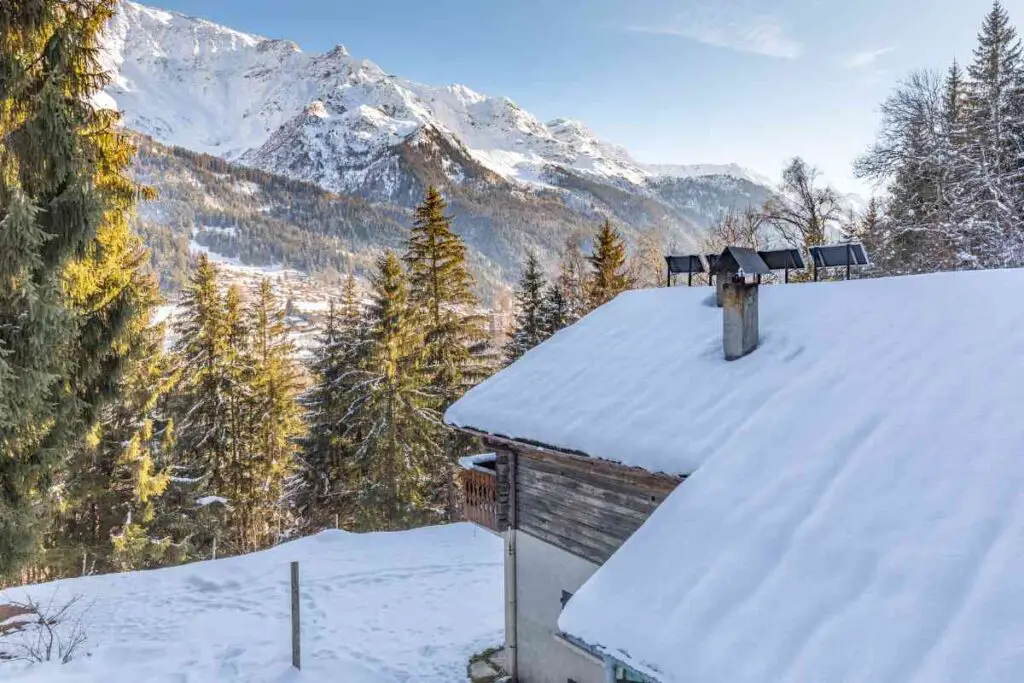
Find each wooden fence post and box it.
[291,561,301,670]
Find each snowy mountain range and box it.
[99,1,776,286]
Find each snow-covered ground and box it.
[0,524,502,683]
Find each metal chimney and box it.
[722,276,759,360]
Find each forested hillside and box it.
[131,136,409,291]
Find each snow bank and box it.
[0,524,502,683]
[558,268,1024,682]
[458,453,496,473]
[195,495,228,507]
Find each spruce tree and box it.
[246,279,303,547]
[587,219,633,309]
[0,0,155,574]
[293,273,364,531]
[404,187,492,517]
[344,252,441,530]
[220,284,258,552]
[293,301,343,530]
[404,186,490,405]
[540,282,570,337]
[504,252,548,365]
[963,1,1024,265]
[170,255,235,556]
[39,303,178,577]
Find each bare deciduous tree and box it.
[629,230,668,289]
[702,206,768,253]
[763,157,844,254]
[0,594,89,665]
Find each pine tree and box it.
[293,273,365,531]
[962,1,1024,266]
[39,309,179,578]
[343,252,441,530]
[245,279,303,547]
[0,0,155,575]
[503,252,548,365]
[169,255,235,556]
[540,282,570,337]
[404,186,490,405]
[220,284,258,552]
[587,219,633,309]
[293,301,343,530]
[404,187,492,518]
[857,5,1024,272]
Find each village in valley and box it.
[3,1,1024,682]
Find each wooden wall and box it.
[487,439,683,565]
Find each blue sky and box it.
[152,0,1021,193]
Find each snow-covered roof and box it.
[458,452,496,473]
[557,268,1024,682]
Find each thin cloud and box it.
[843,47,895,69]
[627,4,801,59]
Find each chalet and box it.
[446,248,768,682]
[447,259,1024,683]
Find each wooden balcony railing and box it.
[459,454,499,533]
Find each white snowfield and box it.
[546,268,1024,682]
[0,524,502,683]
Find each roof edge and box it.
[450,425,689,479]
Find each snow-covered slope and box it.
[642,162,774,188]
[0,524,502,682]
[99,2,767,204]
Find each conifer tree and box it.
[245,279,304,547]
[587,219,633,309]
[0,0,156,574]
[404,186,490,406]
[504,252,548,365]
[540,282,570,337]
[220,285,258,552]
[293,273,365,531]
[343,252,441,530]
[40,313,179,577]
[170,255,235,555]
[293,301,343,530]
[962,1,1024,265]
[404,187,492,517]
[857,4,1024,272]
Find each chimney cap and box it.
[712,246,771,276]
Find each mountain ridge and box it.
[103,1,776,291]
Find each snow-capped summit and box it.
[100,1,767,202]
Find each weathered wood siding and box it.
[486,438,683,565]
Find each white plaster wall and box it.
[513,530,606,683]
